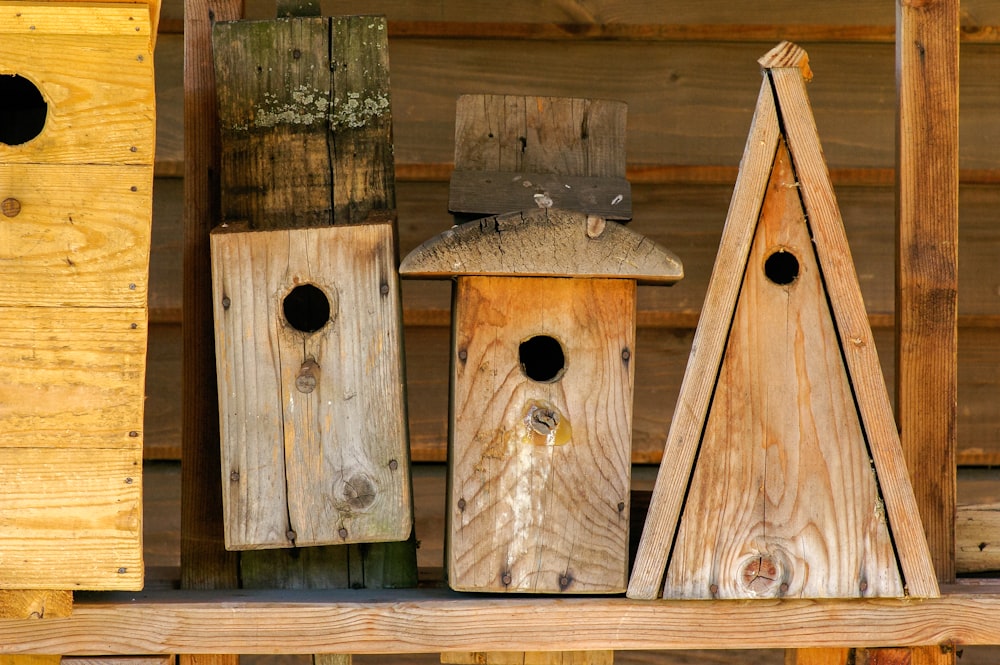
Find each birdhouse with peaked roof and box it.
[401,208,682,593]
[627,42,939,601]
[0,0,159,591]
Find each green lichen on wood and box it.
[254,86,331,128]
[330,91,389,129]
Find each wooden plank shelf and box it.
[2,586,1000,655]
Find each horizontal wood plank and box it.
[3,586,1000,653]
[0,164,152,308]
[0,448,142,590]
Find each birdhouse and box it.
[400,208,683,593]
[0,0,159,590]
[627,42,939,601]
[210,15,413,553]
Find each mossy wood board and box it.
[211,223,411,550]
[447,276,634,593]
[0,0,156,591]
[627,42,938,601]
[213,15,394,230]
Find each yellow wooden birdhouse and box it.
[401,208,683,593]
[0,0,159,590]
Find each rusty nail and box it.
[125,477,133,484]
[617,501,626,513]
[559,575,571,590]
[136,54,144,62]
[379,282,390,296]
[860,580,869,592]
[339,527,348,538]
[501,571,512,585]
[709,583,719,595]
[1,198,21,218]
[222,296,231,309]
[129,283,136,290]
[130,145,138,152]
[457,498,466,512]
[388,459,398,471]
[118,567,127,574]
[292,48,301,59]
[230,471,240,482]
[779,582,789,593]
[621,348,631,362]
[128,430,139,437]
[458,349,468,361]
[130,322,138,329]
[130,186,138,192]
[286,530,297,541]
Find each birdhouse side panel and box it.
[448,276,634,593]
[0,164,151,308]
[212,223,412,550]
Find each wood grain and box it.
[5,588,1000,654]
[180,0,241,591]
[664,138,901,600]
[0,164,151,308]
[211,223,411,549]
[448,276,634,593]
[0,591,72,620]
[895,0,960,585]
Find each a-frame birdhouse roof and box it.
[627,42,939,601]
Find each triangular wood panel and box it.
[627,42,939,600]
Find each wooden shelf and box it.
[1,585,998,655]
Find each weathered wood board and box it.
[0,0,156,590]
[211,222,411,550]
[447,275,635,593]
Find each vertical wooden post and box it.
[895,0,959,586]
[181,4,242,665]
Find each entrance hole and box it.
[283,283,331,333]
[764,249,800,285]
[518,335,566,383]
[0,74,47,146]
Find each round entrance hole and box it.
[764,249,800,285]
[518,335,566,383]
[0,74,48,146]
[283,283,331,333]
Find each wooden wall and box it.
[148,1,1000,466]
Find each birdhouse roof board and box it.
[399,207,683,285]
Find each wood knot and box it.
[342,474,376,510]
[740,554,785,596]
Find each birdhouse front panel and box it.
[0,0,156,590]
[211,222,412,551]
[448,275,634,593]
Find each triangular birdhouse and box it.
[627,42,939,600]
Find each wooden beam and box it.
[0,588,998,654]
[895,0,960,585]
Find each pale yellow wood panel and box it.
[449,276,633,593]
[212,223,411,550]
[664,140,902,599]
[0,590,72,619]
[442,652,613,664]
[0,307,146,449]
[0,2,153,38]
[0,33,154,164]
[0,164,151,308]
[0,447,142,590]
